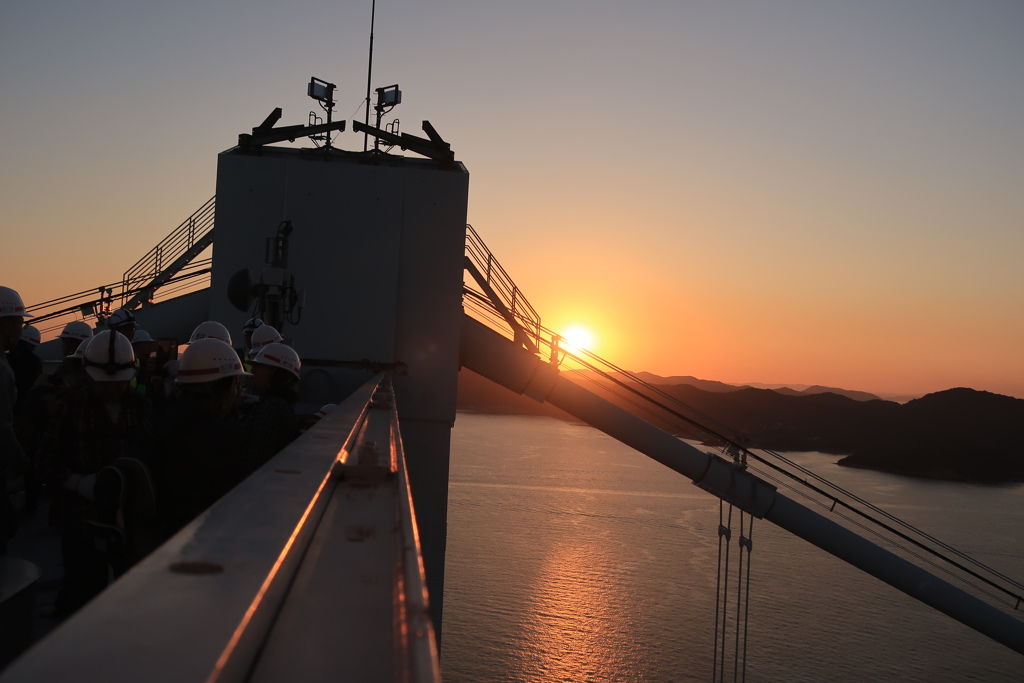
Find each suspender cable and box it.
[735,511,753,683]
[713,499,734,682]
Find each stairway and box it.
[26,198,215,338]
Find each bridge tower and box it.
[210,142,469,629]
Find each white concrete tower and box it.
[210,140,469,629]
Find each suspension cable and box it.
[713,498,733,682]
[525,326,1024,607]
[463,271,1024,610]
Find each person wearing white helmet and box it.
[15,333,94,514]
[19,325,40,348]
[300,403,337,432]
[174,338,248,392]
[59,320,94,356]
[131,329,154,344]
[147,338,250,538]
[45,335,93,393]
[248,324,283,357]
[237,317,265,373]
[242,317,264,349]
[9,324,42,512]
[130,330,157,398]
[239,342,301,470]
[106,308,137,342]
[10,324,43,404]
[81,330,137,384]
[8,322,43,514]
[1,286,33,553]
[0,286,32,352]
[36,329,151,613]
[189,320,233,346]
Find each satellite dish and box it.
[227,268,255,313]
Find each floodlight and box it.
[376,85,401,107]
[308,77,336,104]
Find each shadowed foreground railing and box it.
[0,373,441,683]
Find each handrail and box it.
[121,196,216,306]
[464,224,542,350]
[458,255,1024,618]
[0,373,441,682]
[459,314,1024,655]
[24,198,216,339]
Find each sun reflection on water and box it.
[512,538,645,682]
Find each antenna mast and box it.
[363,0,376,152]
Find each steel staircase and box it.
[26,198,215,337]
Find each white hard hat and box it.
[243,317,265,334]
[252,342,301,379]
[0,286,33,318]
[20,325,41,347]
[60,320,94,342]
[107,308,137,331]
[70,338,92,359]
[315,403,336,420]
[83,330,137,382]
[249,325,283,355]
[176,338,250,384]
[189,320,232,345]
[132,329,154,344]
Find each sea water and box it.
[440,413,1024,682]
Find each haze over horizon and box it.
[3,1,1022,400]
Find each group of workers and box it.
[1,285,311,617]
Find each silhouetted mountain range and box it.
[628,372,888,402]
[457,370,1024,483]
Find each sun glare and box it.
[562,325,595,351]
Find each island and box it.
[457,370,1024,484]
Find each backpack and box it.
[87,457,159,577]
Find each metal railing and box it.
[1,373,441,682]
[25,268,211,340]
[457,234,1024,624]
[25,199,215,339]
[120,196,216,308]
[463,224,542,351]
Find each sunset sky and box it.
[2,1,1022,399]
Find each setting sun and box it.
[561,325,595,351]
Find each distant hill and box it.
[775,384,883,402]
[457,370,1024,483]
[835,388,1024,482]
[628,372,746,394]
[630,372,884,402]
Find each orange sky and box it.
[3,2,1023,400]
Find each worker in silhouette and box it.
[10,325,43,404]
[130,329,157,399]
[36,330,150,613]
[237,342,301,472]
[45,322,94,391]
[247,324,283,358]
[239,317,265,371]
[145,338,250,539]
[189,320,233,346]
[16,338,95,514]
[0,287,33,552]
[106,308,137,342]
[58,321,93,357]
[9,325,43,513]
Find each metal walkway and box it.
[1,374,440,683]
